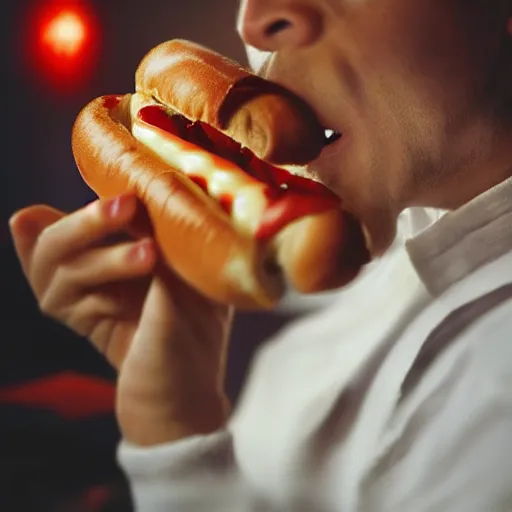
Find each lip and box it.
[307,133,375,255]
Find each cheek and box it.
[318,132,384,211]
[342,3,480,169]
[347,0,474,108]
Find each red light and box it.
[23,0,101,92]
[42,10,87,57]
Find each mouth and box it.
[293,123,345,194]
[254,59,342,151]
[323,128,342,147]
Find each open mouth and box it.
[323,128,342,146]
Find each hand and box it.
[9,194,233,446]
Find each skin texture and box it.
[238,0,512,254]
[10,196,232,445]
[9,0,512,445]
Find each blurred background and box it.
[3,0,339,510]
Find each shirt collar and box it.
[405,176,512,297]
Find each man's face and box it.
[238,0,509,253]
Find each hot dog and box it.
[71,39,370,309]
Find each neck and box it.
[411,117,512,211]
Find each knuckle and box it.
[101,242,140,277]
[35,222,56,250]
[38,292,58,318]
[36,267,69,319]
[89,318,116,354]
[35,222,70,260]
[66,300,96,338]
[55,263,79,289]
[82,201,104,230]
[84,199,129,238]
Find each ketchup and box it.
[137,105,340,240]
[103,95,122,109]
[218,194,234,214]
[188,175,208,192]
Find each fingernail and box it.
[104,195,130,219]
[129,238,154,263]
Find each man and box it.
[9,0,512,510]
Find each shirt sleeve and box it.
[117,429,283,512]
[118,430,248,511]
[361,301,512,512]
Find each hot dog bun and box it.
[135,39,325,165]
[72,40,370,309]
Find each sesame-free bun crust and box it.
[71,40,370,309]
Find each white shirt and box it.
[118,177,512,511]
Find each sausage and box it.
[71,40,370,309]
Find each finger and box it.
[60,280,149,340]
[30,194,139,295]
[39,237,157,315]
[62,279,151,368]
[71,237,157,288]
[92,318,138,367]
[39,194,139,258]
[9,205,66,278]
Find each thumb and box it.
[9,205,65,278]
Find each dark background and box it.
[2,0,304,509]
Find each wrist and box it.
[117,392,230,446]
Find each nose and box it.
[237,0,323,52]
